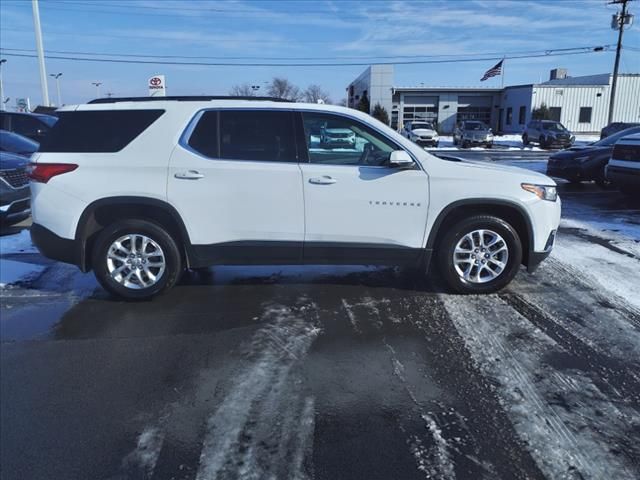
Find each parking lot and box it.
[1,151,639,480]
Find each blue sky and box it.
[1,0,639,107]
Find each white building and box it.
[346,66,640,134]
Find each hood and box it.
[0,151,29,170]
[411,128,437,136]
[325,128,353,135]
[550,145,611,160]
[431,154,555,185]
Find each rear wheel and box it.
[437,215,523,294]
[539,135,548,149]
[92,219,183,300]
[522,133,529,146]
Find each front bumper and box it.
[527,229,556,273]
[416,139,439,147]
[0,184,30,222]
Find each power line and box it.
[0,45,615,61]
[0,48,608,67]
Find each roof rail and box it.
[87,96,292,104]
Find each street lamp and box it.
[50,72,62,106]
[0,59,6,111]
[91,82,102,98]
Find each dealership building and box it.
[346,65,640,134]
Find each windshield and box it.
[592,126,640,146]
[411,122,433,130]
[542,122,567,132]
[465,122,487,131]
[0,130,39,154]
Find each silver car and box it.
[453,121,494,148]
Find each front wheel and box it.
[92,219,183,300]
[522,134,529,146]
[437,215,523,294]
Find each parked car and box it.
[605,132,640,196]
[320,126,356,148]
[453,121,494,148]
[401,121,439,147]
[600,122,640,140]
[29,96,560,299]
[522,120,574,149]
[546,126,640,185]
[0,111,57,142]
[0,130,39,157]
[0,151,31,226]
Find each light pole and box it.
[32,0,50,106]
[50,72,62,106]
[608,0,634,125]
[92,82,102,98]
[0,59,6,111]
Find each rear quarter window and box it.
[39,110,164,153]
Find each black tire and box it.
[486,143,493,149]
[436,215,523,294]
[595,165,611,188]
[453,137,458,146]
[91,219,183,300]
[539,135,547,149]
[522,134,529,146]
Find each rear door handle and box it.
[174,170,204,180]
[309,176,337,185]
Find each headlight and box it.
[521,183,558,202]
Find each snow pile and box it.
[433,134,599,151]
[0,229,44,288]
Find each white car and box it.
[605,132,640,196]
[402,121,439,147]
[29,97,560,300]
[320,127,356,148]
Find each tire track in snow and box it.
[194,304,320,480]
[500,291,640,407]
[442,294,640,480]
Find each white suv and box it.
[29,97,560,300]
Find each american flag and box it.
[481,60,503,81]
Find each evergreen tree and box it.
[371,103,390,125]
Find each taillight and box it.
[28,163,78,183]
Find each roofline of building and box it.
[393,87,503,93]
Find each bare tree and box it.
[303,84,331,104]
[229,83,256,96]
[266,77,301,101]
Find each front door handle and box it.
[174,170,204,180]
[309,176,337,185]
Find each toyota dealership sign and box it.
[148,75,166,96]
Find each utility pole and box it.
[608,0,634,125]
[32,0,50,106]
[50,72,62,106]
[92,82,102,98]
[0,59,6,111]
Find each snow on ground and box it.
[442,294,640,480]
[0,229,44,288]
[433,134,599,151]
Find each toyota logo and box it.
[150,77,162,86]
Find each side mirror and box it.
[389,150,415,169]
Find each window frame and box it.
[180,108,300,164]
[181,107,419,170]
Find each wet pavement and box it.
[1,182,639,480]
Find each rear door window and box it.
[39,110,164,152]
[187,110,297,162]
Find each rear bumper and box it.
[606,165,640,188]
[30,223,81,268]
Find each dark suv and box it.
[0,111,57,142]
[522,120,574,149]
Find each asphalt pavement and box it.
[1,163,639,480]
